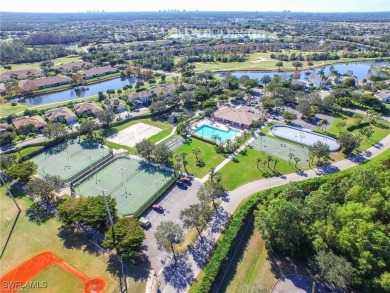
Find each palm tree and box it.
[180,152,188,173]
[288,152,294,165]
[192,148,201,164]
[256,157,261,169]
[293,156,301,168]
[175,155,182,173]
[209,167,216,183]
[317,68,326,86]
[273,158,279,170]
[267,155,273,168]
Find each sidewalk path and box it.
[0,135,47,153]
[156,127,177,145]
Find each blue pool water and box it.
[193,124,239,143]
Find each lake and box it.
[12,76,139,105]
[217,61,389,84]
[169,33,274,40]
[12,61,388,106]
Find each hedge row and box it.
[191,176,329,293]
[346,121,370,132]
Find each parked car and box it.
[139,217,151,228]
[152,204,164,213]
[176,180,188,189]
[179,177,192,185]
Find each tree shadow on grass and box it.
[268,253,313,281]
[25,202,55,225]
[101,128,118,138]
[162,254,194,291]
[57,226,99,256]
[121,254,151,282]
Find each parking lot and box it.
[142,179,202,274]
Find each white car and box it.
[139,217,151,228]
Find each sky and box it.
[1,0,389,13]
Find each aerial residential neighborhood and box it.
[0,2,389,293]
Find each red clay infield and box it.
[0,251,106,293]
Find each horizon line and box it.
[1,10,390,14]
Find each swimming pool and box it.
[270,125,340,151]
[193,124,239,143]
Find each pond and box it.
[12,76,140,105]
[169,32,274,40]
[217,61,389,84]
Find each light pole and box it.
[88,155,93,172]
[65,149,70,169]
[97,187,114,228]
[118,167,127,195]
[154,180,159,197]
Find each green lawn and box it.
[220,147,296,190]
[328,114,390,150]
[0,184,120,293]
[194,53,388,72]
[28,266,84,293]
[173,138,225,178]
[0,95,99,117]
[0,56,82,73]
[218,227,276,293]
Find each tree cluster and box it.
[255,163,390,291]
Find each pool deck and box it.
[191,118,242,133]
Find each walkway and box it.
[0,135,47,153]
[199,137,255,183]
[147,133,390,293]
[155,127,177,145]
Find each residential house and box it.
[18,76,71,90]
[128,91,150,105]
[12,115,47,132]
[0,69,44,83]
[213,106,260,128]
[0,123,10,133]
[74,102,103,117]
[375,90,390,104]
[54,61,93,72]
[147,84,179,98]
[80,66,118,79]
[45,107,78,124]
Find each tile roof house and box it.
[375,90,390,103]
[74,102,103,117]
[0,123,10,133]
[80,66,118,79]
[128,91,150,104]
[45,107,78,124]
[147,84,178,98]
[213,106,260,129]
[0,69,44,83]
[12,115,47,130]
[54,61,93,71]
[19,76,71,89]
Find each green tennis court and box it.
[29,140,112,181]
[250,136,309,166]
[73,157,175,216]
